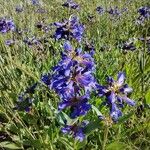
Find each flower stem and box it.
[102,123,109,150]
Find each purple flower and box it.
[5,39,15,46]
[0,18,15,33]
[14,83,38,112]
[84,40,95,56]
[138,6,150,19]
[122,41,136,51]
[31,0,40,5]
[96,6,105,14]
[53,16,84,42]
[107,7,121,16]
[35,22,51,32]
[59,94,91,118]
[136,6,150,25]
[97,72,135,121]
[23,37,41,46]
[51,42,96,118]
[15,6,23,13]
[61,121,88,141]
[41,73,51,87]
[62,0,79,10]
[14,97,33,112]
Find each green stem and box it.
[102,123,109,150]
[73,140,77,150]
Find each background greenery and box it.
[0,0,150,149]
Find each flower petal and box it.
[117,72,125,86]
[122,96,135,106]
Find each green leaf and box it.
[145,89,150,104]
[106,142,127,150]
[57,111,78,125]
[84,119,103,135]
[23,139,41,149]
[92,105,103,117]
[76,139,87,149]
[0,141,22,149]
[118,112,134,124]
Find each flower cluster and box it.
[136,6,150,25]
[31,0,40,5]
[96,6,127,17]
[107,7,121,16]
[0,18,15,33]
[62,121,88,141]
[53,16,84,42]
[122,39,136,51]
[138,6,150,19]
[50,41,96,118]
[14,83,38,112]
[97,72,135,122]
[96,6,105,14]
[62,0,79,10]
[14,9,137,141]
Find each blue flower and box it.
[59,94,91,118]
[53,16,84,42]
[107,7,121,16]
[31,0,40,5]
[84,40,95,56]
[41,73,51,87]
[97,72,135,121]
[138,6,150,19]
[96,6,105,14]
[50,42,96,118]
[0,18,15,33]
[14,83,38,112]
[23,37,41,46]
[136,6,150,25]
[122,38,136,51]
[5,39,15,46]
[14,96,33,112]
[62,0,79,10]
[61,121,88,141]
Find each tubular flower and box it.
[138,6,150,19]
[62,0,79,10]
[0,18,15,33]
[136,6,150,25]
[96,6,105,14]
[5,39,15,46]
[51,41,96,118]
[97,72,135,121]
[61,121,88,141]
[107,7,121,16]
[14,83,38,112]
[53,16,84,42]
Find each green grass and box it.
[0,0,150,149]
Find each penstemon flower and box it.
[136,6,150,25]
[50,41,96,119]
[0,18,15,33]
[14,83,38,112]
[96,6,105,14]
[61,121,88,142]
[97,72,135,121]
[53,16,84,42]
[138,6,150,19]
[62,0,79,10]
